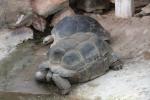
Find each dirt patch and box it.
[89,12,150,60]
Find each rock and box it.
[0,0,33,28]
[32,15,46,32]
[31,0,69,17]
[141,4,150,13]
[135,4,150,17]
[76,0,110,13]
[134,0,150,8]
[50,7,75,27]
[69,0,77,8]
[0,27,33,60]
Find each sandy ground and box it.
[69,12,150,100]
[0,11,150,100]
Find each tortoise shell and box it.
[51,15,110,42]
[48,32,113,82]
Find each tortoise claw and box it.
[110,60,123,71]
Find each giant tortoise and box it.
[43,15,111,45]
[36,32,122,94]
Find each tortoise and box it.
[43,15,111,45]
[36,32,123,94]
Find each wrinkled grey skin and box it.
[0,0,33,28]
[51,15,111,43]
[76,0,110,13]
[36,32,123,95]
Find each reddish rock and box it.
[50,7,75,27]
[31,0,69,17]
[32,15,46,32]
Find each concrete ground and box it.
[0,12,150,100]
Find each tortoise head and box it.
[35,61,50,82]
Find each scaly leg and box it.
[52,74,71,95]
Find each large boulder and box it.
[31,0,69,17]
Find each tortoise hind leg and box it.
[52,74,71,95]
[109,53,123,70]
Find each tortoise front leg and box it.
[52,74,71,95]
